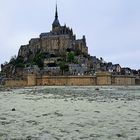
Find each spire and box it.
[52,2,60,28]
[55,3,58,20]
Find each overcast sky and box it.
[0,0,140,69]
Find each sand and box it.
[0,86,140,140]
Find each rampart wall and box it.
[4,73,138,87]
[112,76,135,85]
[5,79,27,87]
[41,76,96,86]
[135,79,140,85]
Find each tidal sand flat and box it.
[0,86,140,140]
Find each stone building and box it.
[0,3,140,82]
[18,5,88,61]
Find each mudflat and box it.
[0,86,140,140]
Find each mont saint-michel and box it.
[0,2,140,140]
[0,5,140,86]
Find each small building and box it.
[112,64,121,74]
[24,65,40,74]
[68,64,88,75]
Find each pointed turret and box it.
[52,3,60,29]
[55,4,58,20]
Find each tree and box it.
[10,55,17,65]
[32,51,45,68]
[16,63,25,68]
[59,61,69,75]
[59,61,65,75]
[67,52,75,63]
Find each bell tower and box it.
[52,4,61,31]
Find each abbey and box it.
[18,5,88,61]
[1,4,140,86]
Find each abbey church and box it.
[18,5,88,61]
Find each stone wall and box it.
[135,79,140,85]
[5,79,27,87]
[27,74,37,86]
[36,77,42,86]
[4,73,138,87]
[41,35,71,55]
[112,76,135,85]
[39,73,136,86]
[96,72,111,85]
[41,76,96,86]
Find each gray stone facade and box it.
[18,6,88,61]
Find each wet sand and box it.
[0,86,140,140]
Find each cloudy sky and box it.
[0,0,140,69]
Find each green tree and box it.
[16,56,24,64]
[67,52,75,63]
[16,63,25,68]
[32,52,45,68]
[59,61,65,75]
[59,61,69,75]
